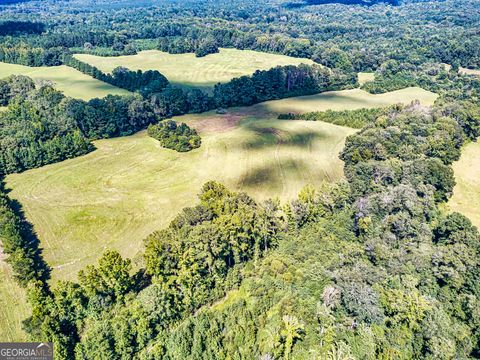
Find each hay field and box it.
[74,48,315,91]
[0,62,130,100]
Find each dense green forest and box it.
[1,0,480,358]
[1,0,479,72]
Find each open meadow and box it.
[74,48,315,91]
[358,72,375,85]
[459,67,480,76]
[0,261,29,342]
[0,62,129,100]
[253,87,437,113]
[6,117,355,282]
[449,141,480,228]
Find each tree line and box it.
[213,64,355,108]
[65,56,169,96]
[278,106,387,129]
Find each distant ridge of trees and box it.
[303,0,399,5]
[0,0,34,4]
[0,21,45,35]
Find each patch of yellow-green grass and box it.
[0,259,29,341]
[6,111,355,282]
[459,67,480,76]
[0,62,130,100]
[448,142,480,228]
[253,87,438,114]
[358,72,375,85]
[73,48,315,91]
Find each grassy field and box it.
[6,116,355,282]
[2,85,438,339]
[358,72,375,85]
[0,260,29,341]
[459,67,480,76]
[253,87,438,114]
[74,48,315,91]
[0,62,130,100]
[448,141,480,228]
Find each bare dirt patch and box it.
[190,113,244,133]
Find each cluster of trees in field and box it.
[278,106,387,128]
[147,120,201,152]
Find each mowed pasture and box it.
[459,67,480,76]
[0,62,130,100]
[254,87,438,113]
[73,48,315,91]
[0,261,29,341]
[5,86,438,283]
[6,117,355,282]
[449,142,480,228]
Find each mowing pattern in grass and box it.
[0,62,130,100]
[449,141,480,228]
[5,86,439,282]
[73,48,315,91]
[6,115,355,282]
[0,260,29,341]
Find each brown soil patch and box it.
[190,113,244,133]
